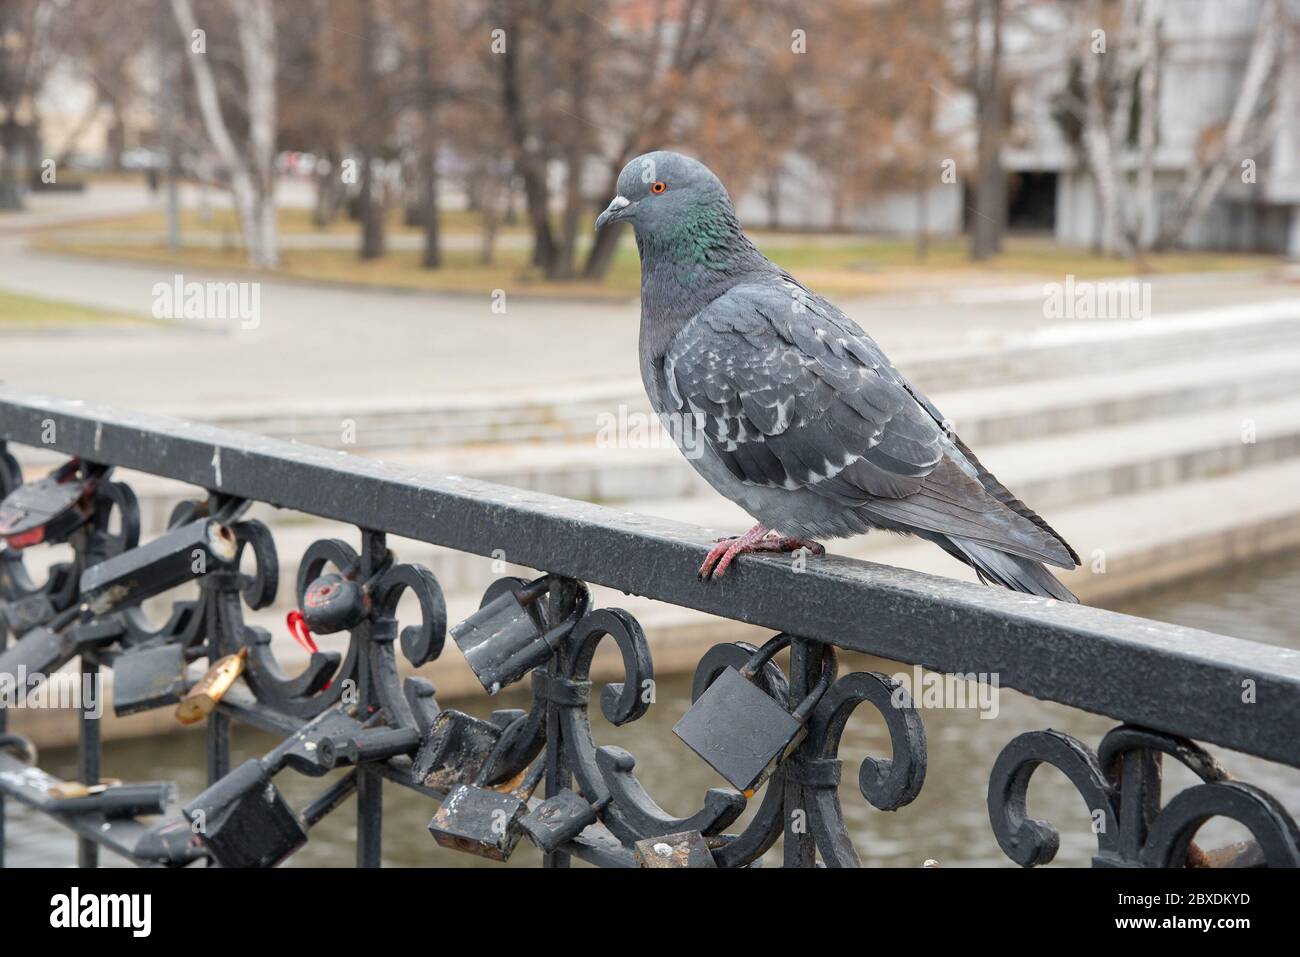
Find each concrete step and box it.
[160,300,1300,451]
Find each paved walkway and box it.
[2,182,1296,413]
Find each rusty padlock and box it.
[633,831,717,868]
[673,635,835,795]
[450,576,581,694]
[428,760,545,861]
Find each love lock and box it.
[112,643,188,716]
[299,571,369,634]
[410,709,504,789]
[0,460,107,549]
[0,608,119,692]
[183,758,307,868]
[633,831,717,868]
[175,648,247,725]
[672,635,836,795]
[450,576,581,694]
[518,788,611,854]
[428,760,545,861]
[79,519,238,615]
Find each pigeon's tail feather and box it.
[935,534,1079,603]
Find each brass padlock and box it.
[673,635,835,795]
[450,576,580,694]
[175,648,247,725]
[428,760,545,861]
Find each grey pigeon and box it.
[596,151,1080,601]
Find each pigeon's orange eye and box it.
[651,181,667,194]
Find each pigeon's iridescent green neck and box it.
[635,199,772,337]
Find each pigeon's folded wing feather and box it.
[664,283,1076,568]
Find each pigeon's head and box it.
[595,151,732,234]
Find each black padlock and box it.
[673,635,835,795]
[300,571,369,634]
[0,592,56,637]
[428,760,545,861]
[632,830,717,868]
[0,607,119,692]
[450,577,579,694]
[0,460,108,549]
[111,643,188,715]
[518,788,611,854]
[79,519,238,614]
[182,758,307,868]
[410,709,504,790]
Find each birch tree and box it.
[1059,0,1289,257]
[170,0,279,268]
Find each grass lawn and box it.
[31,218,1282,300]
[0,289,146,327]
[39,205,519,238]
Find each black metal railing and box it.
[0,387,1296,868]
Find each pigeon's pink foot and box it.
[698,525,825,580]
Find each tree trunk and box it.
[171,0,278,268]
[499,0,555,272]
[357,0,384,260]
[969,0,1006,261]
[417,0,440,268]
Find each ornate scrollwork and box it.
[988,724,1300,867]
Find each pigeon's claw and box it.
[698,526,825,580]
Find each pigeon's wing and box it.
[664,281,1075,567]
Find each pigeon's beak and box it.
[595,195,632,231]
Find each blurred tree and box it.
[170,0,280,268]
[967,0,1006,260]
[1054,0,1290,257]
[0,0,58,209]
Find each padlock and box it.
[175,648,247,725]
[451,576,591,694]
[0,607,118,694]
[300,571,369,634]
[518,788,610,854]
[428,760,545,861]
[112,643,188,715]
[0,460,107,549]
[632,831,717,868]
[672,635,835,794]
[410,709,503,789]
[79,519,239,615]
[0,592,57,637]
[183,758,307,868]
